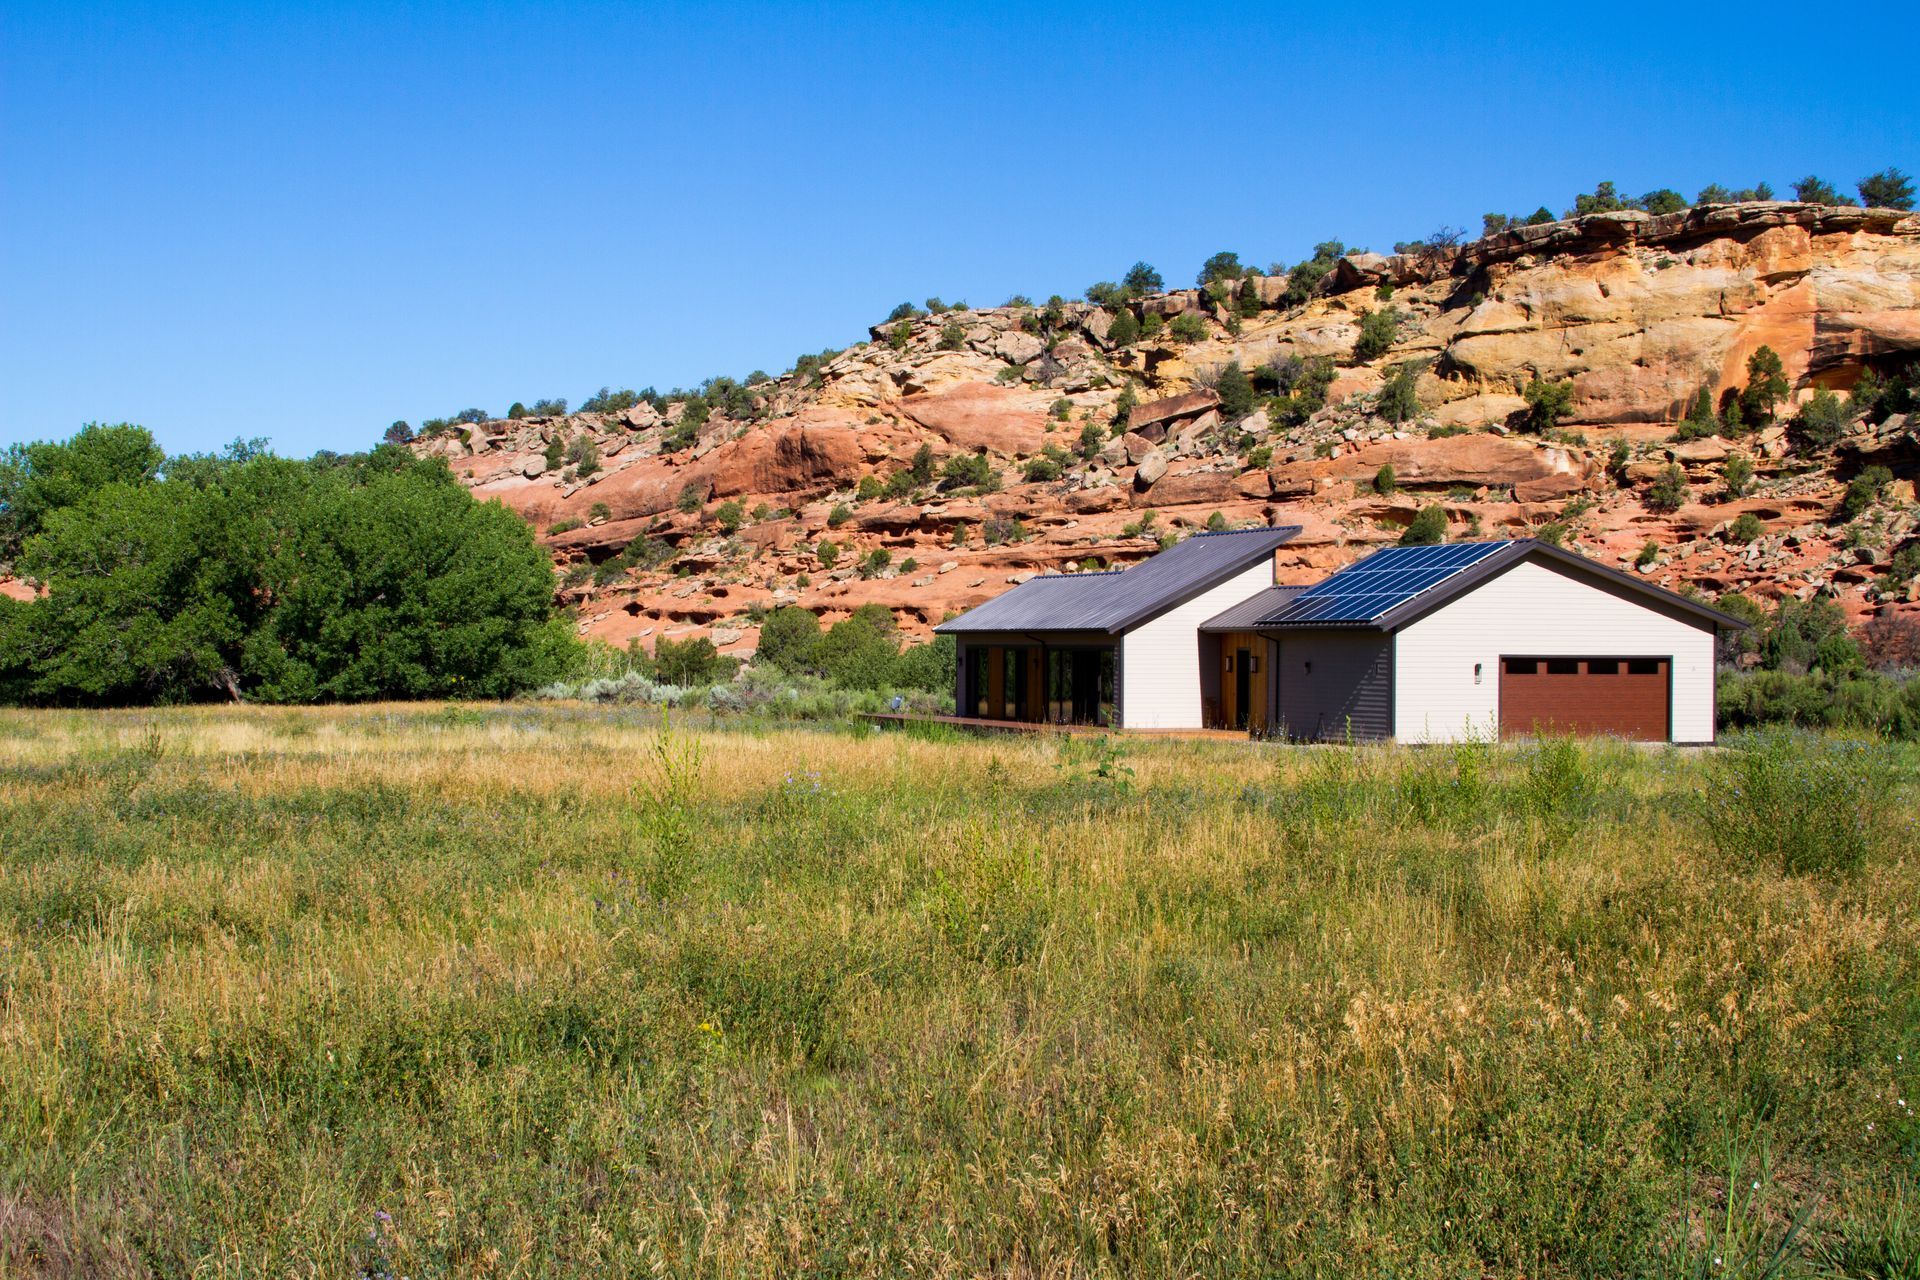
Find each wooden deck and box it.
[860,713,1252,741]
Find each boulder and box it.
[1134,449,1169,489]
[1146,469,1241,506]
[1128,388,1221,435]
[991,331,1046,365]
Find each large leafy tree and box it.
[0,435,571,704]
[251,457,570,701]
[0,422,165,559]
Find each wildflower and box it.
[375,1209,392,1223]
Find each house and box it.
[934,531,1747,743]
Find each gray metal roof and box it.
[1253,538,1751,633]
[935,526,1302,635]
[1200,584,1306,631]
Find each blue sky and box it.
[2,1,1913,458]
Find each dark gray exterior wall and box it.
[1274,631,1394,742]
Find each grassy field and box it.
[1,705,1917,1277]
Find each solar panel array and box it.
[1256,541,1514,626]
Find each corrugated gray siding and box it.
[1276,631,1393,742]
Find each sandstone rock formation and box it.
[416,202,1920,660]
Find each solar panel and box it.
[1256,541,1513,626]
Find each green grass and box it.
[1,706,1917,1277]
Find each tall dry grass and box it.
[0,704,1915,1277]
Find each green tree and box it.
[891,634,956,692]
[653,636,738,686]
[714,499,746,533]
[1638,188,1688,215]
[1728,512,1764,544]
[1196,251,1243,288]
[815,539,840,569]
[1400,505,1447,545]
[383,421,414,445]
[1568,181,1627,217]
[1106,308,1141,346]
[0,422,166,558]
[753,606,821,676]
[1280,240,1346,307]
[1739,346,1790,424]
[1169,313,1208,344]
[1121,262,1163,296]
[938,322,966,350]
[1521,378,1575,432]
[1374,464,1397,495]
[1857,167,1916,211]
[1791,175,1853,206]
[677,481,705,514]
[815,604,898,689]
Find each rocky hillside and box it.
[415,201,1920,660]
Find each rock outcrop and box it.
[416,202,1920,659]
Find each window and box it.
[1587,659,1619,675]
[1628,658,1662,675]
[1504,659,1537,675]
[1003,647,1028,720]
[1546,659,1579,675]
[967,647,991,718]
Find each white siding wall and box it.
[1392,558,1717,743]
[1120,561,1275,729]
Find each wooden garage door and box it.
[1499,656,1670,741]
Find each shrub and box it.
[1051,397,1074,421]
[530,397,568,418]
[1842,465,1893,520]
[1140,313,1165,340]
[546,519,581,535]
[1792,389,1850,451]
[1022,447,1068,483]
[827,503,852,529]
[938,322,966,351]
[383,421,414,445]
[939,452,997,492]
[1400,505,1447,545]
[1353,307,1400,361]
[1106,308,1140,346]
[814,540,840,569]
[814,603,900,689]
[885,301,921,322]
[1246,445,1272,469]
[1727,512,1764,544]
[859,548,891,578]
[1374,464,1398,495]
[507,402,528,420]
[1645,464,1690,512]
[543,436,565,471]
[580,387,640,416]
[856,474,883,501]
[587,501,611,522]
[1699,730,1894,875]
[1195,251,1243,288]
[1280,241,1345,307]
[1379,363,1420,423]
[1169,313,1207,344]
[676,482,705,514]
[889,321,914,351]
[714,500,746,533]
[1077,422,1105,460]
[1205,511,1228,532]
[982,515,1027,545]
[1722,454,1754,498]
[1636,539,1659,567]
[1522,378,1575,432]
[653,636,738,686]
[1212,360,1256,421]
[565,435,600,477]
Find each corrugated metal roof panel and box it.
[1199,585,1306,631]
[935,526,1301,635]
